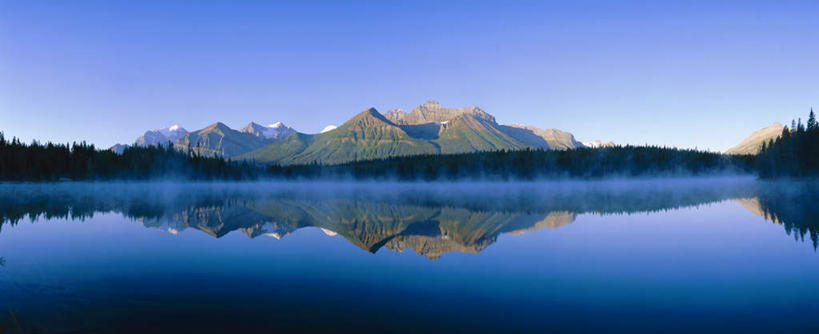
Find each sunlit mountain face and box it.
[1,179,816,258]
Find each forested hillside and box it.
[0,133,257,181]
[757,109,819,178]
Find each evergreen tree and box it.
[757,109,819,178]
[0,134,259,181]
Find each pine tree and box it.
[808,108,817,131]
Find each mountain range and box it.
[110,99,788,163]
[111,100,590,164]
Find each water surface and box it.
[0,179,818,333]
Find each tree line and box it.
[0,133,257,181]
[267,145,754,181]
[12,110,819,182]
[757,109,819,178]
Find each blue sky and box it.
[1,0,817,151]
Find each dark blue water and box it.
[0,179,817,333]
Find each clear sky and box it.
[1,0,817,151]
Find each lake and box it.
[0,178,818,333]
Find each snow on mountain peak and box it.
[157,124,187,138]
[134,125,187,147]
[240,121,294,139]
[582,140,614,148]
[321,125,338,133]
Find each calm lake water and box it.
[0,178,818,333]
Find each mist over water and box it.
[1,178,818,333]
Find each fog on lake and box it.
[1,178,818,333]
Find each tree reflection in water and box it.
[0,179,816,258]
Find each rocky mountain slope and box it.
[726,122,784,155]
[173,122,276,157]
[385,100,496,124]
[498,123,584,150]
[239,122,295,140]
[135,125,188,147]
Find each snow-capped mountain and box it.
[111,122,293,156]
[582,140,615,148]
[239,122,295,140]
[135,125,188,147]
[321,125,337,133]
[158,125,187,140]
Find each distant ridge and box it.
[111,121,295,157]
[499,123,584,150]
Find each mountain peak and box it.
[384,109,408,124]
[134,124,187,147]
[726,122,785,155]
[241,122,262,133]
[240,121,295,139]
[351,108,387,120]
[392,100,494,125]
[157,124,187,137]
[333,108,402,134]
[583,140,615,148]
[205,122,231,131]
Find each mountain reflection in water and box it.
[1,178,817,259]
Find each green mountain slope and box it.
[239,132,315,162]
[239,101,585,165]
[239,109,439,164]
[434,114,529,154]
